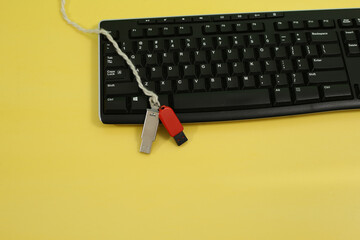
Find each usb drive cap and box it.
[159,105,188,146]
[140,109,159,154]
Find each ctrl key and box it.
[104,97,127,113]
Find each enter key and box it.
[312,57,344,70]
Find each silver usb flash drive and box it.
[140,109,159,154]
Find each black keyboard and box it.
[99,9,360,123]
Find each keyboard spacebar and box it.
[173,89,271,112]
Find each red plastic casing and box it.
[159,106,183,137]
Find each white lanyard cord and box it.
[60,0,161,110]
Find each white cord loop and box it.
[60,0,161,109]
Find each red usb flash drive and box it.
[159,106,188,146]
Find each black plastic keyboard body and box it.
[99,8,360,123]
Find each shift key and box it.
[307,71,347,84]
[312,57,344,70]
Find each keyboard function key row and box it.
[137,12,284,25]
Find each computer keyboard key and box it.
[199,37,213,50]
[130,54,143,67]
[310,31,337,43]
[166,66,179,79]
[104,43,116,54]
[275,74,288,86]
[231,14,249,20]
[145,53,158,66]
[294,33,308,45]
[343,30,358,43]
[243,48,256,61]
[176,79,189,92]
[294,86,320,103]
[199,64,213,77]
[305,45,318,57]
[203,24,217,34]
[138,19,156,24]
[219,24,233,33]
[274,47,288,59]
[264,34,277,46]
[321,19,335,28]
[162,26,175,36]
[280,60,293,73]
[232,62,246,75]
[130,96,148,113]
[184,38,198,51]
[143,81,156,92]
[290,46,303,58]
[226,77,239,89]
[242,76,256,88]
[215,63,229,76]
[130,29,144,38]
[323,84,352,100]
[347,43,360,56]
[209,77,223,91]
[259,47,272,60]
[194,16,211,22]
[248,61,262,74]
[168,39,181,51]
[193,78,207,92]
[235,23,248,32]
[226,49,240,62]
[104,97,127,113]
[291,73,304,86]
[105,56,125,67]
[232,36,246,48]
[183,65,197,78]
[251,22,265,31]
[175,17,192,23]
[292,20,305,29]
[150,66,163,80]
[105,82,139,95]
[146,27,160,37]
[157,18,174,24]
[264,60,277,74]
[153,40,166,53]
[178,52,191,64]
[259,75,272,88]
[173,89,271,111]
[178,26,192,35]
[248,35,261,47]
[307,71,347,84]
[249,13,266,19]
[296,59,310,72]
[339,19,354,28]
[216,36,230,49]
[312,57,344,70]
[210,50,223,63]
[161,52,174,65]
[274,88,292,105]
[105,69,130,81]
[159,80,173,93]
[275,21,289,30]
[321,44,341,56]
[278,33,292,46]
[213,15,230,21]
[307,20,320,29]
[266,12,284,18]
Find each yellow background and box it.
[1,0,360,239]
